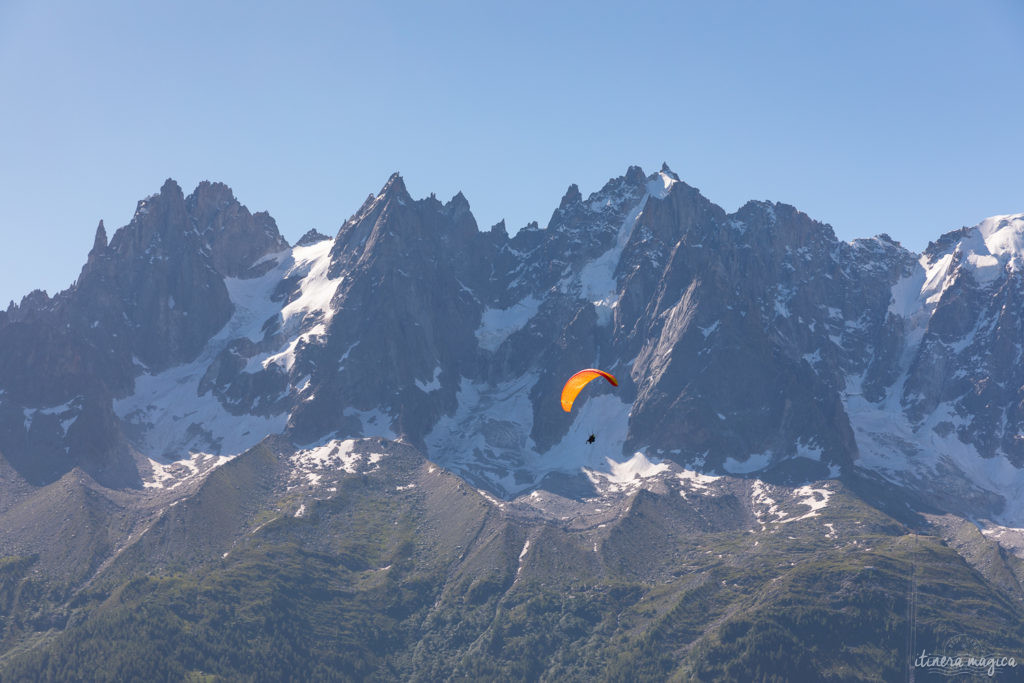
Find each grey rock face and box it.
[619,192,910,477]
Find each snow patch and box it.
[576,197,647,326]
[144,452,233,490]
[978,214,1024,260]
[23,398,79,434]
[781,486,832,522]
[416,366,442,393]
[699,321,720,339]
[646,171,677,199]
[337,341,359,369]
[586,452,669,489]
[922,253,955,306]
[425,374,540,496]
[343,407,397,440]
[980,522,1024,559]
[116,348,288,460]
[750,481,830,527]
[281,240,343,326]
[795,441,824,462]
[513,539,531,583]
[677,469,722,499]
[290,439,388,487]
[888,267,928,319]
[476,295,542,351]
[723,451,772,474]
[966,253,1002,284]
[243,240,342,372]
[751,480,785,529]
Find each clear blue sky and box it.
[1,1,1022,306]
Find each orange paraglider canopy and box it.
[560,369,619,412]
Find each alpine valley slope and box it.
[1,168,1024,680]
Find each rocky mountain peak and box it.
[186,181,227,210]
[94,181,181,265]
[16,289,50,315]
[558,183,583,210]
[185,181,288,278]
[923,229,969,264]
[379,171,410,202]
[90,220,107,255]
[624,165,646,184]
[730,200,838,249]
[295,229,331,246]
[160,177,184,199]
[448,189,470,208]
[918,215,1024,300]
[330,174,486,279]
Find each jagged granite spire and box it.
[625,165,646,184]
[447,190,471,212]
[91,220,108,254]
[558,184,583,210]
[379,172,410,200]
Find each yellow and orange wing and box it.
[560,369,619,412]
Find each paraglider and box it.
[560,368,619,412]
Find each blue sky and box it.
[1,1,1021,305]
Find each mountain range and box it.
[1,166,1023,680]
